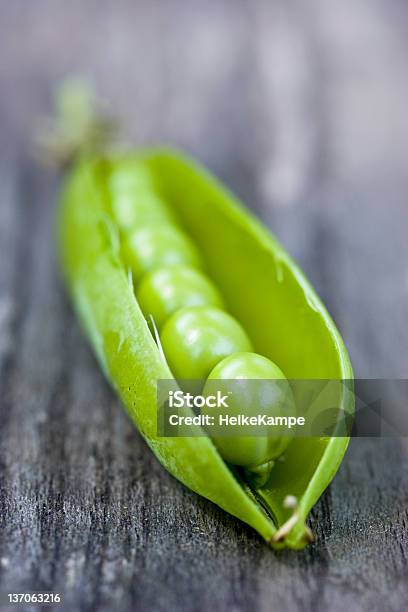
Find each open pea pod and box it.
[59,148,353,549]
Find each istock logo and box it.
[168,390,230,409]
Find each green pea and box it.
[136,265,224,330]
[160,306,253,381]
[109,165,154,193]
[112,191,174,231]
[122,225,202,281]
[202,352,293,480]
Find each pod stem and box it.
[271,495,314,546]
[35,77,119,167]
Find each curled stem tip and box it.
[271,495,314,545]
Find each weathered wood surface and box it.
[1,1,408,610]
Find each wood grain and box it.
[0,1,408,610]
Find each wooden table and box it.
[1,1,408,610]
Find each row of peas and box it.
[108,164,292,486]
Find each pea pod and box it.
[58,149,354,549]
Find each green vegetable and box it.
[112,191,175,231]
[57,112,353,546]
[202,352,292,479]
[161,306,253,381]
[121,224,202,281]
[137,265,224,330]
